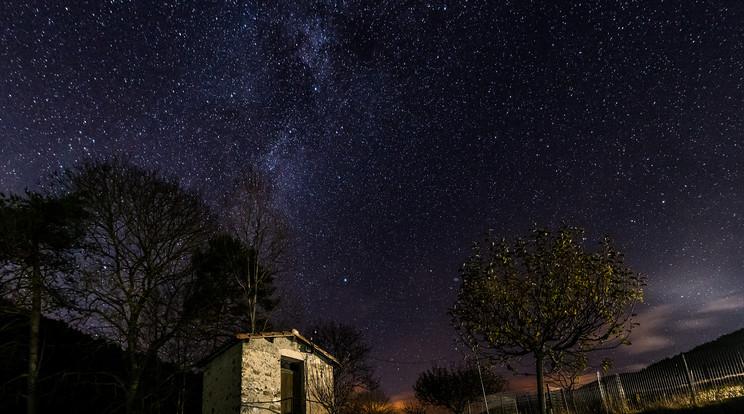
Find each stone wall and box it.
[303,347,334,414]
[240,337,334,414]
[203,335,334,414]
[203,342,243,414]
[240,339,281,413]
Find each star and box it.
[2,0,744,400]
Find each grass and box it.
[638,395,744,414]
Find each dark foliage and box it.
[452,226,644,414]
[0,191,87,414]
[0,300,201,414]
[414,363,505,414]
[188,233,278,337]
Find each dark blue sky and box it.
[3,1,744,399]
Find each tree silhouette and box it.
[221,167,288,333]
[0,191,85,414]
[451,226,644,414]
[62,160,213,414]
[187,233,278,339]
[308,321,378,414]
[414,363,505,414]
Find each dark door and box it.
[281,367,294,413]
[281,359,304,414]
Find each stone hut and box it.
[202,329,337,414]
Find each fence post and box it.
[474,355,491,414]
[710,353,724,398]
[597,371,609,414]
[681,353,697,406]
[723,351,736,388]
[733,350,742,385]
[737,350,744,371]
[615,374,628,413]
[559,388,569,413]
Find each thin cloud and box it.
[699,294,744,314]
[624,304,676,355]
[674,317,715,331]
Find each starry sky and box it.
[2,0,744,400]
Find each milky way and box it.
[3,1,744,398]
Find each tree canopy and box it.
[451,226,644,414]
[62,159,214,414]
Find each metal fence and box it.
[468,393,520,414]
[469,345,744,414]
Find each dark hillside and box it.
[640,328,744,374]
[0,302,201,414]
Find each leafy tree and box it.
[62,160,213,414]
[414,363,505,414]
[308,321,378,414]
[0,191,85,414]
[451,226,644,414]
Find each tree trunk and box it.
[125,373,141,414]
[251,289,257,333]
[250,257,259,333]
[177,372,186,414]
[536,353,546,414]
[27,256,41,414]
[126,344,142,414]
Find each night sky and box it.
[2,0,744,401]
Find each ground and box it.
[639,396,744,414]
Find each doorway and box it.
[281,358,304,414]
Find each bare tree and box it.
[307,362,337,414]
[183,232,281,366]
[308,322,379,414]
[62,160,213,414]
[545,354,612,412]
[545,354,589,394]
[222,167,288,333]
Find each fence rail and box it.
[469,345,744,414]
